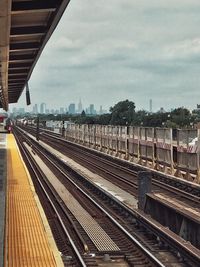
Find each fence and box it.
[118,126,128,158]
[40,122,200,183]
[95,125,102,149]
[155,128,173,174]
[176,129,200,182]
[101,126,109,152]
[128,127,140,162]
[139,127,154,167]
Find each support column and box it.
[138,171,152,210]
[62,120,65,137]
[36,116,39,141]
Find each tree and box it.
[98,113,112,125]
[110,100,135,125]
[171,107,191,128]
[81,110,86,117]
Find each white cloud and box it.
[166,38,200,58]
[50,37,83,50]
[12,0,200,112]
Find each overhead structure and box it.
[0,0,71,111]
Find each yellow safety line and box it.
[4,134,63,267]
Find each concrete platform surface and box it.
[4,134,63,267]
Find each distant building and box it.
[85,107,89,114]
[89,104,95,115]
[68,103,75,114]
[60,107,65,114]
[149,99,152,113]
[99,105,103,115]
[40,103,46,114]
[77,99,83,113]
[32,104,38,114]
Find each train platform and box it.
[0,134,7,267]
[4,134,63,267]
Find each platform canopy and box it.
[0,0,70,111]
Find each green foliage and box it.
[81,110,86,117]
[110,99,135,125]
[98,114,112,125]
[13,101,198,128]
[170,107,191,128]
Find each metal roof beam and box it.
[11,26,47,37]
[9,54,34,61]
[9,63,31,70]
[8,72,27,76]
[9,54,34,60]
[8,83,24,86]
[9,68,29,74]
[9,91,21,94]
[8,86,21,89]
[11,1,61,14]
[8,80,25,84]
[10,42,39,51]
[9,59,33,63]
[8,74,27,81]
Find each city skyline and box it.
[9,0,200,112]
[10,100,108,116]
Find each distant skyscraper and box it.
[78,99,83,113]
[68,103,75,114]
[149,99,152,113]
[40,103,46,114]
[33,104,38,114]
[99,105,103,115]
[60,107,65,114]
[85,107,89,114]
[89,104,95,115]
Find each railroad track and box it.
[21,125,200,206]
[43,132,200,206]
[14,130,89,266]
[14,125,200,266]
[14,126,167,267]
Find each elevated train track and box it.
[13,125,200,266]
[20,125,200,204]
[14,127,167,267]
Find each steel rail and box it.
[41,130,200,202]
[17,128,167,267]
[14,131,87,267]
[16,126,200,265]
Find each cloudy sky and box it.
[11,0,200,112]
